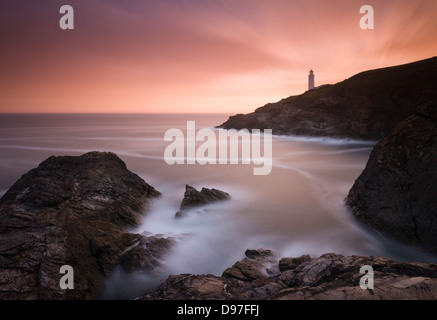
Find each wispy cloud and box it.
[1,0,436,113]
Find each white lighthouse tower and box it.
[308,70,315,90]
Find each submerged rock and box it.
[346,104,437,256]
[175,185,231,218]
[137,251,437,300]
[0,152,163,299]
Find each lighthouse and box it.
[308,70,315,90]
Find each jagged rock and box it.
[175,185,231,218]
[346,104,437,256]
[180,185,231,210]
[219,57,437,140]
[0,152,163,299]
[137,252,437,300]
[138,274,227,300]
[279,255,312,272]
[245,249,274,259]
[222,249,277,282]
[118,234,175,274]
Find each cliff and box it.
[219,57,437,140]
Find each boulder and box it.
[118,234,175,274]
[175,185,230,218]
[279,255,312,272]
[222,249,277,282]
[346,104,437,256]
[0,152,163,299]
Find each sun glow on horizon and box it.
[1,0,437,114]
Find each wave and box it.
[273,134,377,146]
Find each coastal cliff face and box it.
[346,104,437,256]
[219,57,437,140]
[0,152,164,299]
[219,56,437,263]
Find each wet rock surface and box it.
[137,250,437,300]
[118,234,175,274]
[0,152,164,299]
[175,185,231,218]
[346,104,437,256]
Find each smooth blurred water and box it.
[0,113,435,299]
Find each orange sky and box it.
[1,0,437,114]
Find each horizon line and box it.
[0,112,233,115]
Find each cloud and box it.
[1,0,437,113]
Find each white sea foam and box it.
[273,134,377,146]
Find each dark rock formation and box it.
[118,234,175,274]
[175,185,231,218]
[0,152,163,299]
[279,255,311,272]
[222,249,277,282]
[346,104,437,256]
[137,251,437,300]
[219,57,437,140]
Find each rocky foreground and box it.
[138,249,437,300]
[1,141,436,300]
[0,152,171,299]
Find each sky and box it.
[1,0,437,114]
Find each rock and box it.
[137,251,437,300]
[0,152,163,299]
[279,255,312,272]
[274,254,437,300]
[175,185,231,218]
[279,253,345,287]
[218,57,437,140]
[244,249,274,259]
[175,211,187,219]
[118,234,175,274]
[180,185,231,210]
[137,274,227,300]
[222,249,277,282]
[346,104,437,256]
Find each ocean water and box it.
[0,113,435,299]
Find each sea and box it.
[0,113,435,299]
